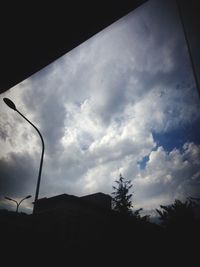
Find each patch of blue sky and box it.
[152,118,200,152]
[137,144,158,170]
[138,155,150,170]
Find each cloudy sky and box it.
[0,0,200,216]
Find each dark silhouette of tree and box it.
[187,196,200,204]
[156,198,197,228]
[111,174,150,221]
[112,174,133,215]
[156,197,200,262]
[134,207,150,222]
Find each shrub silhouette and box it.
[156,198,197,229]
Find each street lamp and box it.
[3,97,45,214]
[5,195,32,213]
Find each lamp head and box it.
[26,195,32,199]
[3,98,17,111]
[5,196,12,200]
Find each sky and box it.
[0,0,200,216]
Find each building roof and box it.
[34,192,112,214]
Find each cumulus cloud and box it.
[133,142,200,209]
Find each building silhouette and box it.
[34,192,112,214]
[31,192,113,248]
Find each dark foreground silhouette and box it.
[0,206,199,265]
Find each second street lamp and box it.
[5,195,32,213]
[3,97,45,214]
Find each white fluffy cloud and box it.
[133,142,200,208]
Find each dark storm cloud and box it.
[0,152,38,199]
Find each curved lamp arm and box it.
[16,109,45,207]
[3,98,45,213]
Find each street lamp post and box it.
[5,195,32,213]
[3,98,45,214]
